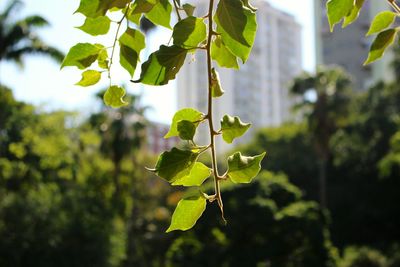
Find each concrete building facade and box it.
[314,0,393,90]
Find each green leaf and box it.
[364,29,397,65]
[145,0,172,29]
[75,0,103,17]
[98,49,109,69]
[61,43,103,70]
[119,28,146,77]
[177,120,197,140]
[366,11,397,36]
[172,162,211,186]
[173,16,206,48]
[182,3,195,17]
[130,0,155,14]
[211,68,224,97]
[135,45,188,85]
[153,147,199,182]
[75,0,130,17]
[342,0,364,28]
[166,194,206,232]
[220,115,251,143]
[75,70,101,87]
[227,152,266,183]
[103,86,128,108]
[211,36,239,69]
[326,0,354,32]
[215,0,257,62]
[165,108,203,138]
[77,16,111,36]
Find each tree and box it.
[0,0,63,67]
[290,66,352,207]
[165,171,338,267]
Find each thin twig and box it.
[173,0,182,21]
[205,0,226,224]
[108,9,128,86]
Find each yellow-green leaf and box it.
[103,85,128,108]
[153,147,199,182]
[215,0,257,62]
[145,0,172,29]
[75,70,101,87]
[211,68,224,97]
[366,11,397,36]
[177,120,197,140]
[173,16,206,48]
[119,27,145,77]
[211,36,239,69]
[165,108,203,138]
[77,16,111,36]
[135,45,188,85]
[61,43,103,70]
[342,0,364,28]
[166,195,206,232]
[220,115,251,143]
[227,152,266,183]
[172,162,211,186]
[326,0,354,32]
[364,29,397,65]
[182,3,195,16]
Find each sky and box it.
[0,0,315,123]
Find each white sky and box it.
[0,0,315,123]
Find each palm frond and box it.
[5,44,64,63]
[18,15,49,28]
[0,0,23,22]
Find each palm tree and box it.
[0,0,63,67]
[290,66,353,208]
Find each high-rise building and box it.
[177,0,302,152]
[315,0,393,90]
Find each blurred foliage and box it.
[165,171,338,267]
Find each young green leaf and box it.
[211,36,239,69]
[364,29,397,65]
[182,3,195,17]
[75,0,104,18]
[129,0,155,16]
[177,120,197,140]
[77,16,111,36]
[326,0,354,32]
[166,195,207,232]
[119,28,145,77]
[165,108,203,138]
[172,162,211,186]
[61,43,103,69]
[173,16,206,48]
[342,0,364,28]
[103,85,128,108]
[75,0,130,18]
[227,152,266,183]
[215,0,257,62]
[366,11,397,36]
[134,45,188,85]
[153,147,199,182]
[97,49,109,69]
[75,70,101,87]
[220,115,251,143]
[211,68,224,97]
[145,0,172,29]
